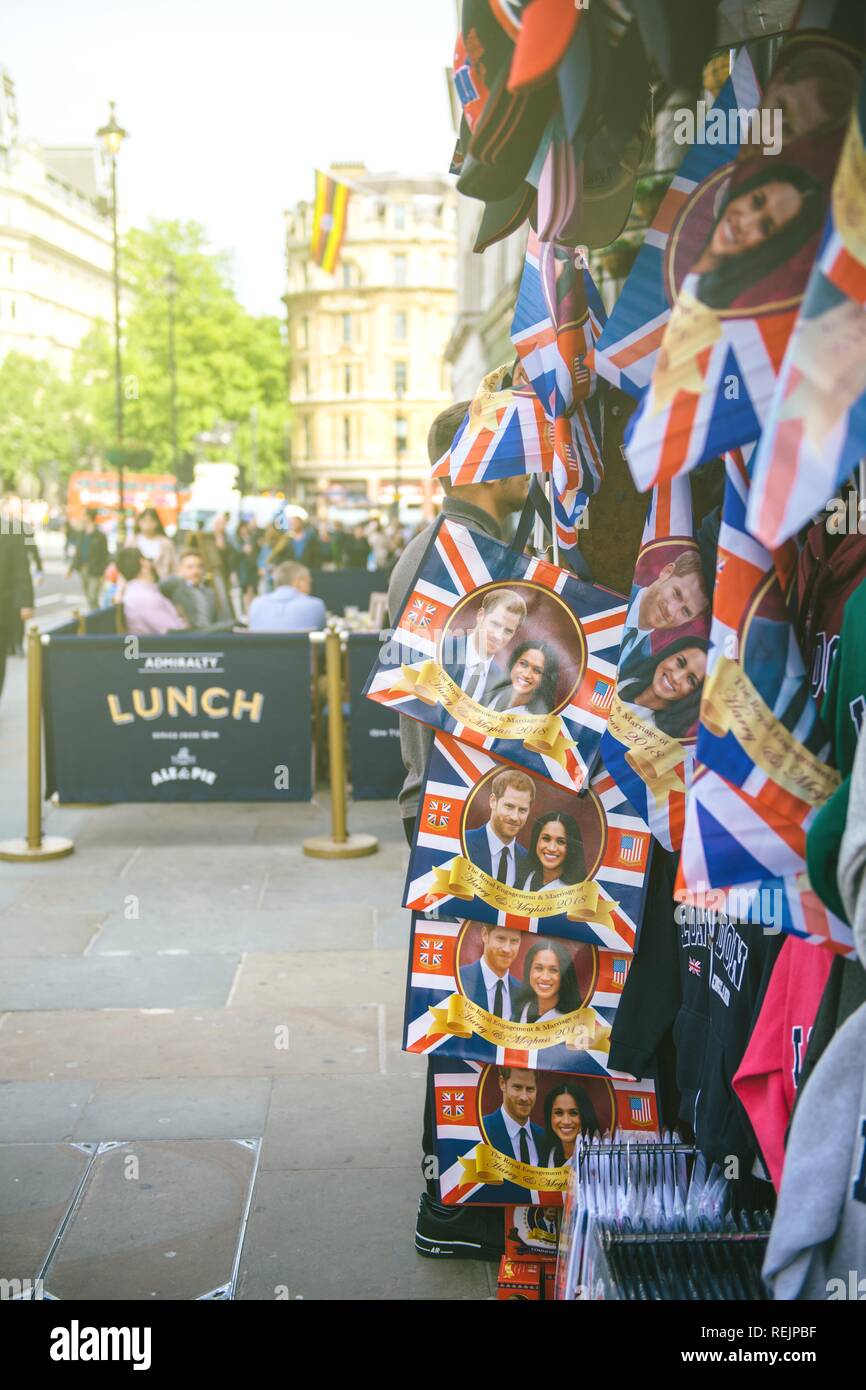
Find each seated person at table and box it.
[511,938,581,1024]
[522,811,586,893]
[160,550,220,630]
[484,1067,546,1166]
[117,548,187,636]
[487,640,559,715]
[461,924,523,1018]
[464,768,535,888]
[442,588,527,705]
[247,561,327,632]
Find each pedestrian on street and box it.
[67,508,109,611]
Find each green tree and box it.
[0,352,83,488]
[73,218,290,485]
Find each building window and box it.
[303,417,312,460]
[301,315,309,349]
[394,204,406,231]
[393,254,407,288]
[394,361,408,396]
[395,416,408,454]
[343,416,352,454]
[393,311,407,341]
[344,364,352,395]
[302,363,310,396]
[342,312,352,345]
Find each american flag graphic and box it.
[629,1096,653,1126]
[418,939,444,968]
[600,478,708,851]
[591,679,614,710]
[748,72,866,549]
[427,801,452,828]
[612,959,628,987]
[688,957,702,977]
[441,1091,465,1118]
[618,834,643,866]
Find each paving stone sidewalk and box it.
[0,653,495,1300]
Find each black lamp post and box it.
[96,101,128,539]
[165,265,179,476]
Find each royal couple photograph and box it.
[440,587,564,717]
[482,1068,600,1171]
[464,768,587,893]
[616,547,710,740]
[460,923,586,1027]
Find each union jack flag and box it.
[600,479,710,851]
[622,26,852,494]
[427,801,452,828]
[511,232,606,554]
[441,1091,465,1118]
[688,957,702,977]
[612,959,628,987]
[748,71,866,549]
[432,362,554,485]
[407,599,438,628]
[592,51,759,400]
[629,1095,653,1126]
[677,447,855,955]
[418,939,444,967]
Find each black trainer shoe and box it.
[414,1193,504,1261]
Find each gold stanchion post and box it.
[0,627,74,862]
[303,626,378,859]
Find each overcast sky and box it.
[4,0,457,316]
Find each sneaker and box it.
[414,1193,504,1261]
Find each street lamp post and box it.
[96,101,128,540]
[165,265,179,476]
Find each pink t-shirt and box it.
[122,579,186,636]
[733,936,833,1190]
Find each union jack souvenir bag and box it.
[365,516,627,793]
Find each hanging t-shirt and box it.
[732,936,833,1191]
[796,518,866,704]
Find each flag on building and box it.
[311,170,351,274]
[747,70,866,548]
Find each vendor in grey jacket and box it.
[387,401,531,847]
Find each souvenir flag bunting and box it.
[599,478,711,851]
[510,232,607,547]
[591,50,760,400]
[310,170,351,274]
[747,70,866,548]
[431,362,554,484]
[677,447,853,955]
[621,16,862,493]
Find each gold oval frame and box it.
[455,921,600,1012]
[460,769,608,886]
[476,1063,617,1167]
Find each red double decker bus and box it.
[66,471,183,531]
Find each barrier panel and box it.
[310,568,389,617]
[41,631,314,803]
[346,632,404,800]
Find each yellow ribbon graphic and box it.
[702,657,841,807]
[607,697,687,806]
[458,1143,571,1191]
[426,994,611,1052]
[392,662,578,769]
[428,856,618,926]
